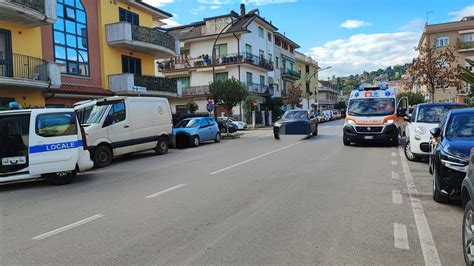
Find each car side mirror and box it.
[430,127,441,138]
[404,116,411,122]
[103,115,114,127]
[277,116,281,120]
[397,108,406,117]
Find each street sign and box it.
[252,101,257,108]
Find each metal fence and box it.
[131,25,176,52]
[134,75,177,93]
[182,85,210,96]
[0,52,48,81]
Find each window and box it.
[275,56,279,68]
[246,72,253,84]
[268,53,272,62]
[177,77,190,88]
[119,8,139,26]
[199,118,209,127]
[436,37,449,47]
[106,102,126,125]
[245,44,252,55]
[259,49,264,60]
[176,105,187,114]
[259,75,265,86]
[290,46,294,53]
[35,112,77,137]
[215,72,228,81]
[207,118,216,126]
[306,82,310,93]
[53,0,89,76]
[267,32,272,42]
[122,55,142,75]
[258,27,264,38]
[215,43,228,57]
[465,33,474,42]
[305,65,310,74]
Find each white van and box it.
[0,108,93,185]
[74,96,173,168]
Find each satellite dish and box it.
[248,8,259,15]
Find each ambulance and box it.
[343,83,408,146]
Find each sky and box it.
[144,0,474,79]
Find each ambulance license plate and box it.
[363,136,374,140]
[2,156,26,166]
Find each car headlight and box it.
[345,119,356,126]
[415,126,427,135]
[274,122,281,127]
[385,119,395,125]
[440,150,469,172]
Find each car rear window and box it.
[36,112,77,137]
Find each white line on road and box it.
[391,152,397,157]
[392,190,403,204]
[394,223,410,250]
[210,142,302,175]
[391,160,398,166]
[392,171,400,180]
[399,147,441,265]
[145,184,186,199]
[32,214,104,240]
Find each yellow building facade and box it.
[295,52,319,109]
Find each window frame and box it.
[436,37,449,47]
[35,112,78,138]
[119,7,140,26]
[121,55,142,75]
[258,26,264,38]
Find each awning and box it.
[281,54,296,63]
[52,83,114,96]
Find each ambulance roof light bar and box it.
[357,82,390,91]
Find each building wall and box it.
[97,0,157,90]
[189,36,239,57]
[239,20,274,59]
[0,22,45,106]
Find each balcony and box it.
[281,68,301,81]
[246,82,274,96]
[459,41,474,52]
[158,52,274,74]
[0,0,56,26]
[0,52,61,89]
[106,22,178,59]
[108,73,177,96]
[182,85,209,96]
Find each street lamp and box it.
[305,66,332,109]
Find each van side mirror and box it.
[103,115,114,127]
[430,127,441,138]
[397,108,406,117]
[404,116,411,122]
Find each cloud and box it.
[142,0,175,7]
[197,0,232,4]
[242,0,297,5]
[340,19,372,29]
[398,18,425,32]
[161,18,181,28]
[210,5,221,9]
[449,5,474,21]
[190,5,206,15]
[308,32,418,78]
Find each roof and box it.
[274,32,300,48]
[166,12,277,41]
[53,84,115,96]
[449,108,474,115]
[417,18,474,48]
[319,80,336,89]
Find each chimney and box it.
[240,3,246,17]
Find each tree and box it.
[243,94,262,118]
[460,58,474,106]
[209,78,249,115]
[185,101,198,114]
[407,43,460,102]
[286,85,303,108]
[398,91,426,105]
[343,77,359,93]
[334,101,347,110]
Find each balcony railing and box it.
[281,68,301,80]
[460,41,474,50]
[134,75,177,93]
[158,52,274,72]
[106,22,178,58]
[108,73,177,95]
[0,52,48,81]
[182,85,210,96]
[10,0,44,13]
[246,82,274,96]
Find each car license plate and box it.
[363,136,374,140]
[2,156,26,166]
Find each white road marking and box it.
[399,147,441,265]
[145,184,186,199]
[32,214,104,240]
[391,160,397,166]
[391,152,397,157]
[394,223,410,250]
[210,142,302,175]
[392,171,400,180]
[392,190,403,204]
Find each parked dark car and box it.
[217,120,238,133]
[430,108,474,203]
[273,109,318,140]
[461,148,474,265]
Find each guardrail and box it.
[246,82,274,95]
[281,68,301,79]
[134,75,177,93]
[131,24,176,52]
[460,41,474,50]
[182,85,210,96]
[0,51,48,81]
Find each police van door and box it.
[29,112,80,176]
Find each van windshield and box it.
[348,98,395,116]
[85,105,108,124]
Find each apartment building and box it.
[0,0,60,108]
[159,4,277,114]
[418,16,474,103]
[317,80,339,111]
[295,51,318,109]
[273,32,300,102]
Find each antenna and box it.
[426,11,434,25]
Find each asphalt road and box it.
[0,120,464,265]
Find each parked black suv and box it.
[430,108,474,203]
[461,148,474,265]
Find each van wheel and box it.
[93,145,112,168]
[155,137,169,155]
[191,136,200,147]
[45,169,76,185]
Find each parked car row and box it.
[0,96,226,186]
[402,103,474,263]
[316,109,343,123]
